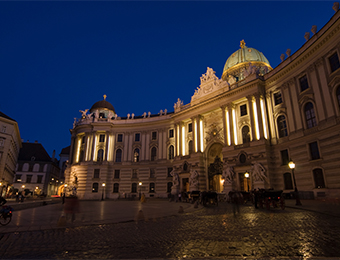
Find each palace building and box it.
[65,3,340,200]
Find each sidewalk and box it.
[0,199,202,234]
[284,198,340,218]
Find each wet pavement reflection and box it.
[0,202,339,259]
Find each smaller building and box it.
[13,141,60,197]
[0,111,21,197]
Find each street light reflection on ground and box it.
[101,183,106,201]
[244,172,250,192]
[288,160,302,206]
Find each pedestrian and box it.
[63,195,79,222]
[253,189,258,209]
[178,193,182,202]
[231,190,243,215]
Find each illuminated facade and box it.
[0,111,21,197]
[66,5,340,200]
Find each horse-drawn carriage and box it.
[200,191,218,207]
[256,189,285,210]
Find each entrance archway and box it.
[207,143,223,191]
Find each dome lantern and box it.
[222,40,272,83]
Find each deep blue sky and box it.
[0,1,335,158]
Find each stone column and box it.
[123,133,129,162]
[247,95,256,141]
[158,129,163,159]
[92,132,97,161]
[69,134,76,164]
[265,92,276,140]
[177,123,182,156]
[220,106,228,145]
[141,131,146,161]
[145,132,150,160]
[226,104,234,145]
[288,79,302,131]
[254,93,265,140]
[83,133,89,161]
[105,131,110,161]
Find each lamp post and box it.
[244,172,250,192]
[139,182,142,199]
[288,160,302,206]
[101,183,106,201]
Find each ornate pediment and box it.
[191,67,227,103]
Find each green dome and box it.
[222,40,271,81]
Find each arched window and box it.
[33,163,40,172]
[151,147,157,161]
[188,140,193,154]
[313,168,325,188]
[305,102,317,129]
[167,182,173,193]
[277,115,288,138]
[283,172,293,190]
[97,149,104,162]
[242,126,250,143]
[115,149,122,162]
[149,183,155,193]
[131,183,137,193]
[22,163,29,172]
[133,148,140,162]
[113,183,119,193]
[92,183,99,193]
[337,86,340,110]
[168,145,174,160]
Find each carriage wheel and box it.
[280,198,285,210]
[265,198,270,210]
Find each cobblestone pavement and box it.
[0,203,339,259]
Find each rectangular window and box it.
[240,104,247,116]
[0,139,4,147]
[188,123,192,133]
[132,169,138,178]
[150,169,155,178]
[329,52,340,72]
[113,183,119,193]
[151,131,157,140]
[169,129,174,138]
[99,134,105,142]
[299,75,309,92]
[117,134,123,142]
[309,141,320,160]
[167,167,173,177]
[280,149,289,166]
[274,92,283,105]
[26,175,32,183]
[37,175,43,183]
[135,133,140,142]
[1,126,6,133]
[94,169,100,178]
[114,169,120,179]
[92,183,99,193]
[15,174,22,182]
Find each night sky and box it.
[0,1,335,158]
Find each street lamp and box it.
[101,183,106,201]
[244,172,250,192]
[139,182,142,199]
[288,160,302,206]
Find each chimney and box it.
[35,140,38,143]
[52,150,55,160]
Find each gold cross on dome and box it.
[240,40,246,49]
[103,94,107,100]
